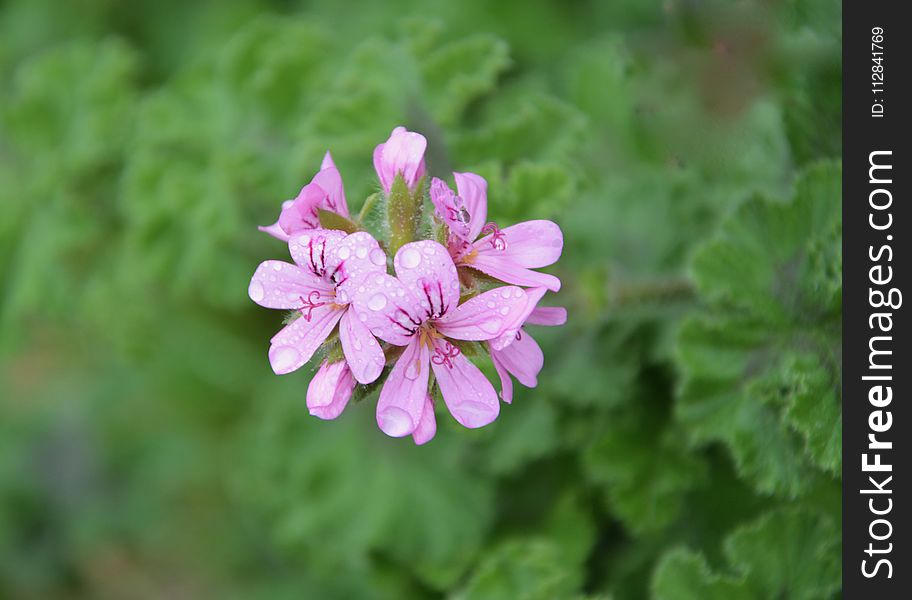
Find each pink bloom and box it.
[489,288,567,403]
[373,126,427,193]
[248,230,387,383]
[307,360,356,420]
[430,173,563,292]
[351,240,530,437]
[411,394,437,445]
[260,152,350,241]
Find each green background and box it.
[0,0,841,598]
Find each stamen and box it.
[431,341,460,369]
[298,291,327,322]
[481,222,508,251]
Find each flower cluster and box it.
[248,127,565,443]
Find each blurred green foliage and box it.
[0,0,841,598]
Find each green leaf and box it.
[675,162,841,496]
[454,539,582,600]
[652,548,753,600]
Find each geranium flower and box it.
[259,152,349,241]
[248,230,387,383]
[430,172,563,292]
[488,287,567,403]
[351,240,530,437]
[307,360,356,420]
[373,126,427,193]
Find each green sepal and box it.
[387,173,425,256]
[318,209,361,234]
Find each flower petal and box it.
[430,177,471,241]
[393,241,460,319]
[248,260,333,309]
[338,308,385,384]
[373,126,427,192]
[474,220,563,268]
[526,306,567,327]
[491,351,514,404]
[411,394,437,445]
[268,305,344,375]
[435,286,528,342]
[465,256,561,292]
[326,232,387,302]
[307,361,355,420]
[489,287,547,350]
[453,172,488,241]
[288,230,347,277]
[430,338,499,429]
[490,330,543,388]
[280,183,324,233]
[258,199,294,241]
[376,339,430,437]
[351,273,425,346]
[311,155,349,218]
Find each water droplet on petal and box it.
[480,317,503,334]
[486,301,496,309]
[368,293,388,311]
[337,246,351,260]
[405,360,420,380]
[353,338,362,351]
[501,289,511,299]
[269,345,300,374]
[499,306,510,315]
[272,262,282,271]
[248,281,265,302]
[356,245,368,259]
[378,407,414,437]
[400,247,422,269]
[336,289,349,304]
[369,248,386,266]
[359,313,368,322]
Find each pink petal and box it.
[434,286,528,342]
[280,184,324,233]
[491,351,514,404]
[430,177,471,241]
[475,220,563,268]
[490,330,543,388]
[376,339,430,437]
[526,306,567,327]
[307,361,355,420]
[453,172,488,241]
[320,151,336,171]
[393,241,460,319]
[326,232,387,302]
[338,309,385,384]
[465,256,561,292]
[351,272,425,346]
[258,199,295,241]
[288,230,347,277]
[248,260,333,309]
[268,305,344,375]
[430,338,499,429]
[311,159,349,218]
[373,126,427,192]
[489,287,547,350]
[411,394,437,445]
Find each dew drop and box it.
[400,247,422,269]
[248,281,265,302]
[499,306,510,316]
[337,246,351,260]
[486,301,496,309]
[369,248,386,266]
[480,317,503,334]
[272,262,283,271]
[501,289,511,299]
[356,245,368,259]
[368,293,388,311]
[378,407,414,437]
[269,345,300,374]
[405,360,420,380]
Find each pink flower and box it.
[411,394,437,445]
[260,152,350,241]
[351,240,530,437]
[430,173,563,292]
[248,230,387,383]
[489,287,567,403]
[373,126,427,193]
[307,360,356,420]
